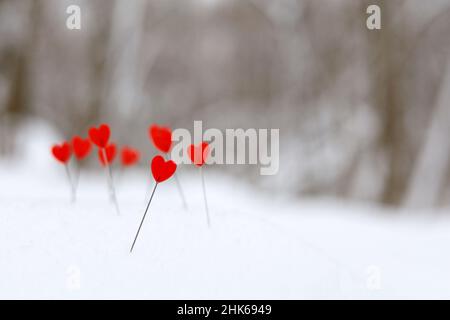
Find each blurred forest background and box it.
[1,0,450,208]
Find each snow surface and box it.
[1,162,450,299]
[1,120,450,299]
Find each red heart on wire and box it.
[151,155,177,183]
[89,124,110,148]
[188,142,210,167]
[98,143,117,166]
[121,146,140,167]
[72,136,92,160]
[149,125,172,153]
[52,142,71,164]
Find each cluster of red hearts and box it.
[51,123,209,183]
[52,123,211,252]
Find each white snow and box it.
[1,163,450,299]
[1,120,450,299]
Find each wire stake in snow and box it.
[71,136,92,197]
[51,141,76,202]
[173,172,188,211]
[64,163,76,203]
[130,155,177,253]
[89,124,121,216]
[149,124,188,210]
[188,142,211,227]
[99,144,120,215]
[130,183,157,253]
[200,166,210,227]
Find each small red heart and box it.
[72,136,92,160]
[151,155,177,183]
[188,142,210,167]
[89,124,110,148]
[98,143,117,166]
[121,146,140,167]
[52,142,71,164]
[149,125,172,153]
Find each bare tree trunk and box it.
[100,0,148,119]
[368,0,408,205]
[0,0,35,156]
[404,63,450,207]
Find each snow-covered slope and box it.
[1,162,450,299]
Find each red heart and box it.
[72,136,92,160]
[149,125,172,153]
[89,124,110,148]
[52,142,71,164]
[188,142,210,167]
[121,146,140,167]
[98,143,117,166]
[151,155,177,183]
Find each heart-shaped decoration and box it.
[149,125,172,153]
[188,142,210,167]
[52,142,71,164]
[98,143,117,166]
[72,136,92,160]
[89,124,110,148]
[151,155,177,183]
[121,146,140,166]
